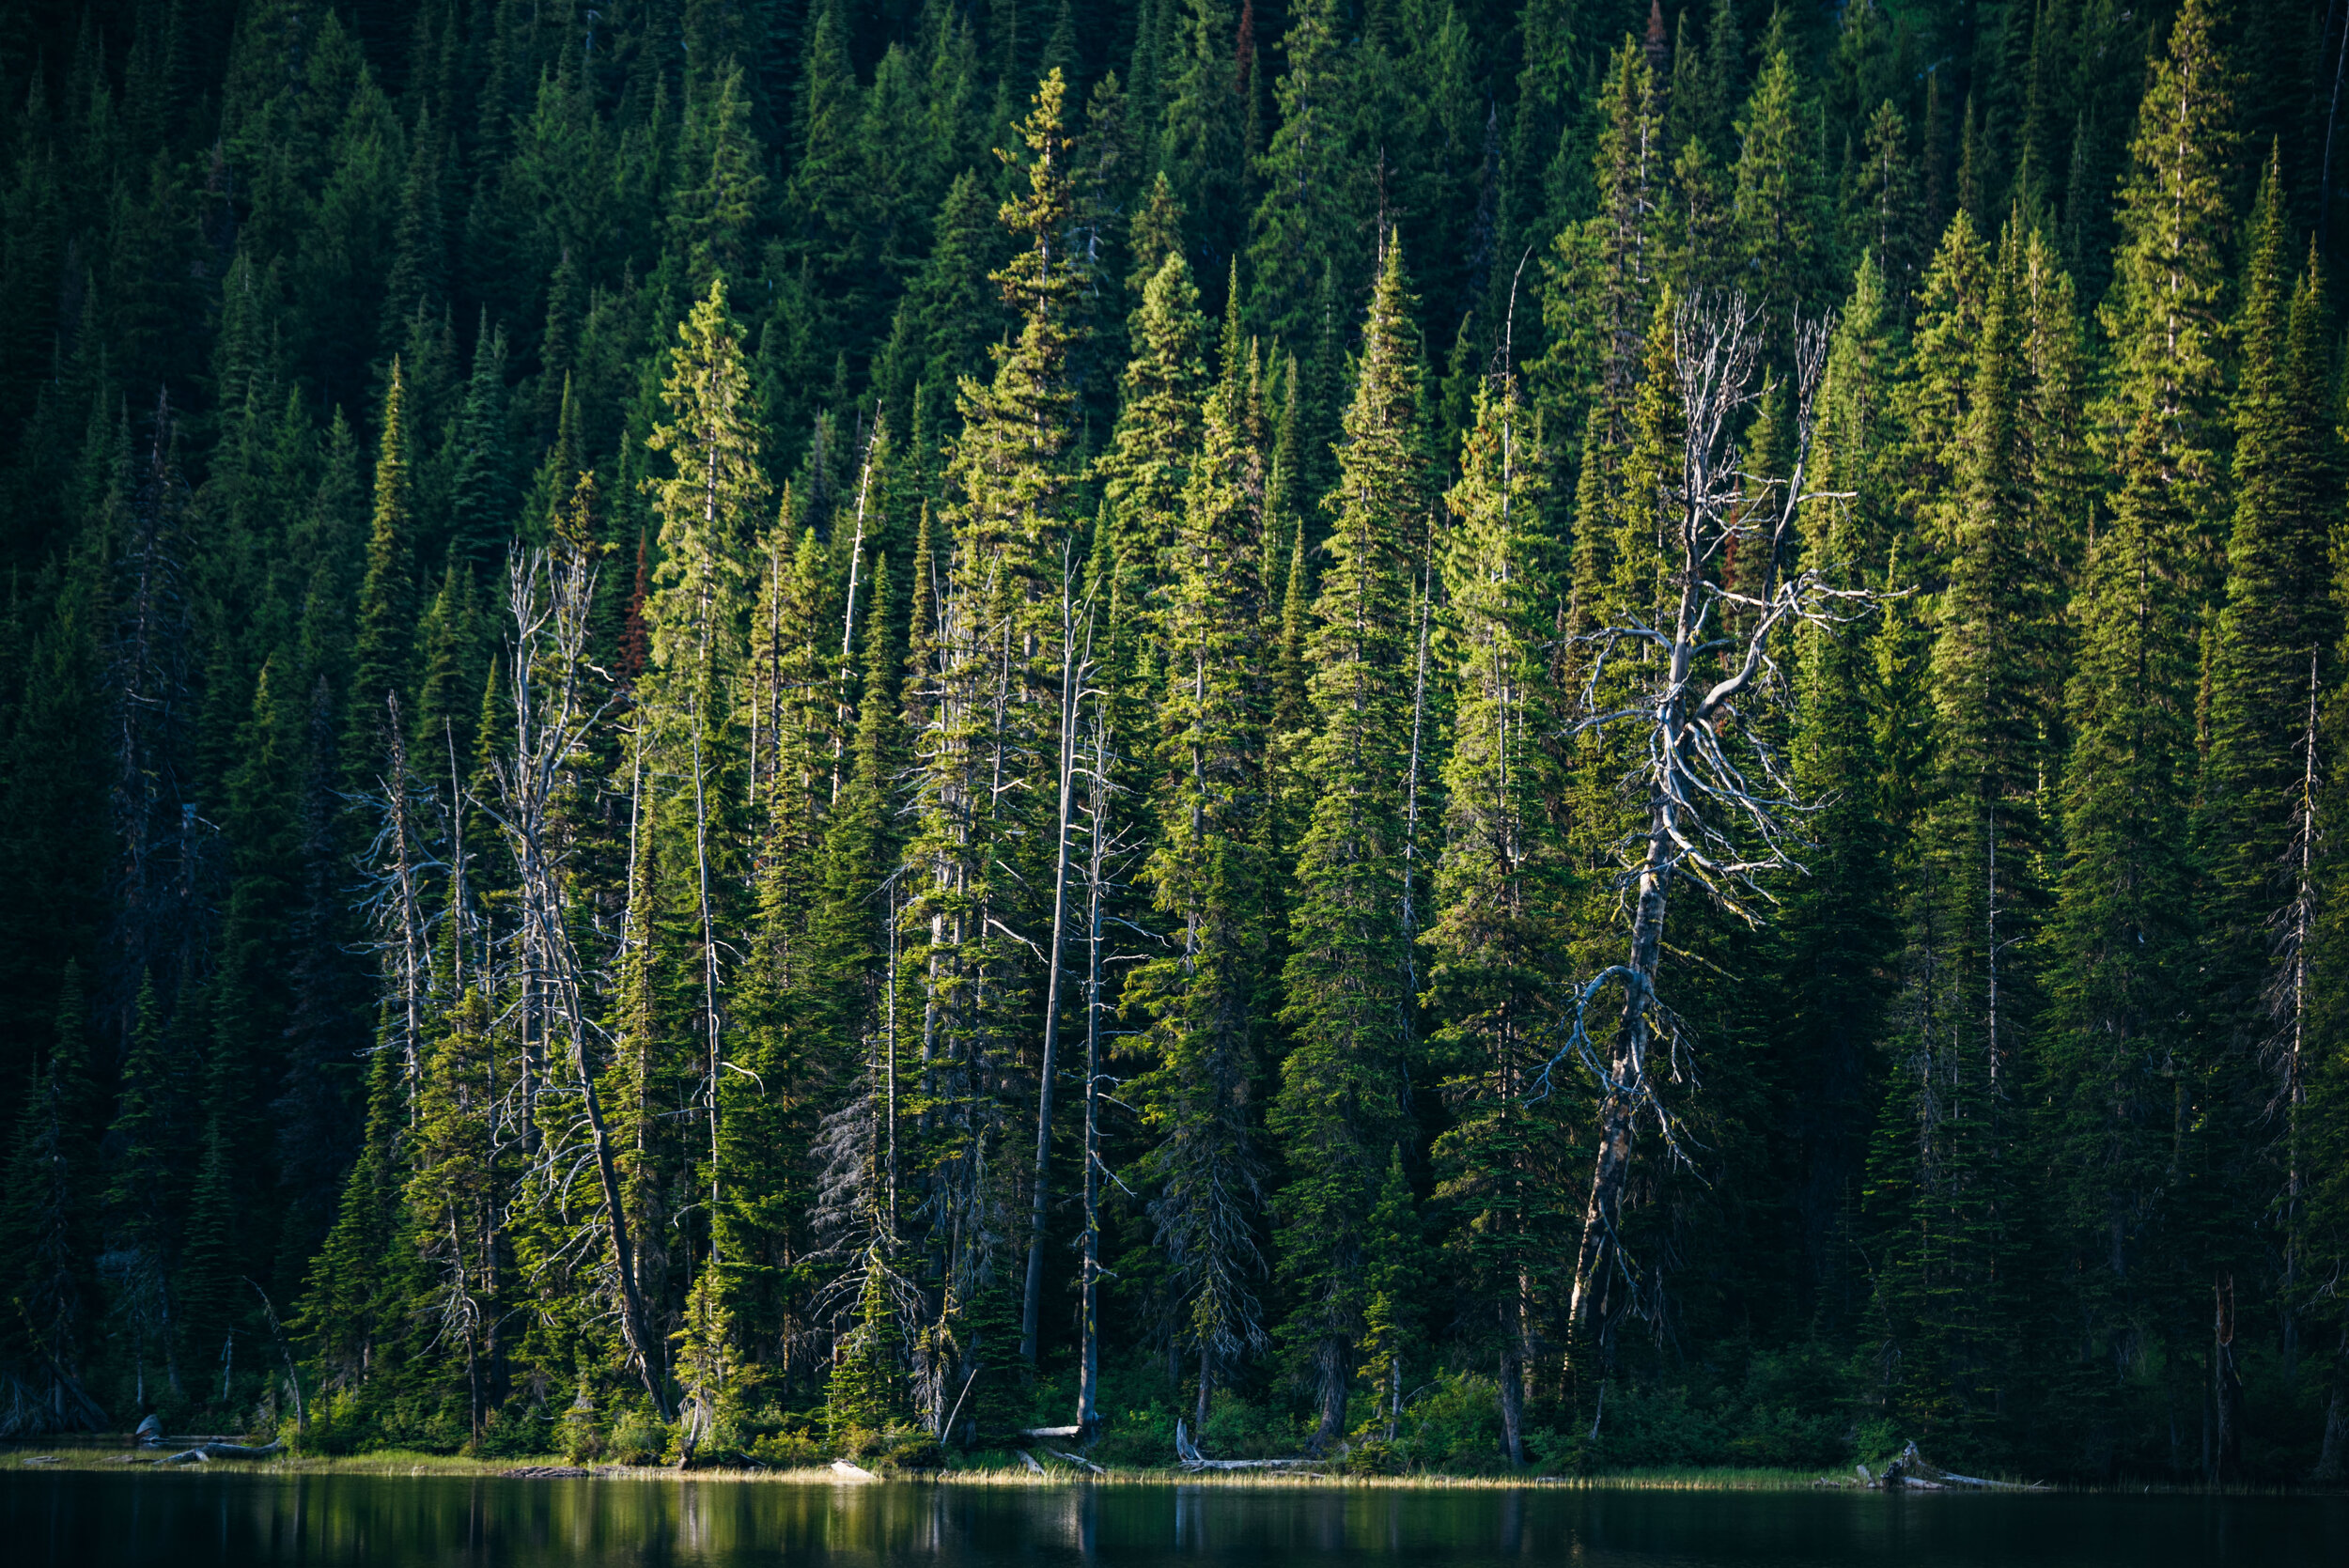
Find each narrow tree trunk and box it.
[1499,1336,1526,1466]
[691,708,722,1265]
[1077,705,1108,1432]
[886,886,900,1240]
[2210,1273,2238,1484]
[1312,1336,1348,1451]
[1568,820,1670,1333]
[2281,647,2319,1375]
[573,1014,667,1417]
[1022,562,1083,1365]
[832,427,878,801]
[384,697,425,1097]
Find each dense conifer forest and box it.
[6,0,2349,1485]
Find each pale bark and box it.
[1556,295,1854,1344]
[1021,549,1087,1364]
[490,550,668,1417]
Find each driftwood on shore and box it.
[1835,1441,2046,1492]
[159,1440,283,1464]
[1173,1420,1321,1472]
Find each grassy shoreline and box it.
[10,1449,2335,1494]
[0,1445,1828,1490]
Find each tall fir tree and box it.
[1129,295,1273,1428]
[1271,237,1426,1450]
[1424,367,1569,1465]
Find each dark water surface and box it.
[5,1469,2342,1567]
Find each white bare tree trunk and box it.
[1555,296,1857,1348]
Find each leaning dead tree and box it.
[1548,291,1868,1342]
[480,545,668,1417]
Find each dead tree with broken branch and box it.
[1545,291,1871,1346]
[481,545,668,1416]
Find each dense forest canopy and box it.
[5,0,2349,1485]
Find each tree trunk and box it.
[1568,818,1670,1332]
[691,709,722,1265]
[1022,564,1083,1366]
[1499,1335,1525,1466]
[1077,751,1107,1432]
[1311,1331,1349,1451]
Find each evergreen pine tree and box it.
[1869,224,2058,1450]
[1424,367,1569,1464]
[1129,298,1273,1427]
[907,70,1090,1421]
[445,315,513,577]
[1271,238,1426,1450]
[348,358,417,780]
[106,972,183,1400]
[1096,251,1209,664]
[1732,14,1834,344]
[0,963,101,1423]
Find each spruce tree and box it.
[2095,0,2235,575]
[299,1030,403,1398]
[1869,224,2057,1449]
[0,963,101,1423]
[631,275,769,1402]
[348,358,417,781]
[908,70,1090,1420]
[2201,158,2340,1063]
[1424,367,1570,1464]
[1129,300,1273,1428]
[1775,252,1902,1324]
[445,315,513,577]
[1540,36,1662,482]
[1096,251,1209,665]
[1246,0,1359,347]
[1732,14,1834,343]
[2195,156,2341,1388]
[2040,0,2241,1478]
[1271,238,1425,1450]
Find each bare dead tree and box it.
[1022,541,1096,1365]
[352,693,440,1094]
[2265,645,2323,1370]
[806,1056,929,1390]
[480,545,668,1416]
[1076,664,1114,1433]
[832,409,885,800]
[1069,588,1147,1433]
[1544,292,1867,1345]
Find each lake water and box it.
[4,1469,2342,1567]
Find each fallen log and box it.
[1892,1440,2045,1491]
[1844,1441,2043,1492]
[1013,1449,1045,1474]
[160,1441,283,1464]
[497,1466,593,1479]
[1173,1420,1320,1471]
[1050,1449,1106,1475]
